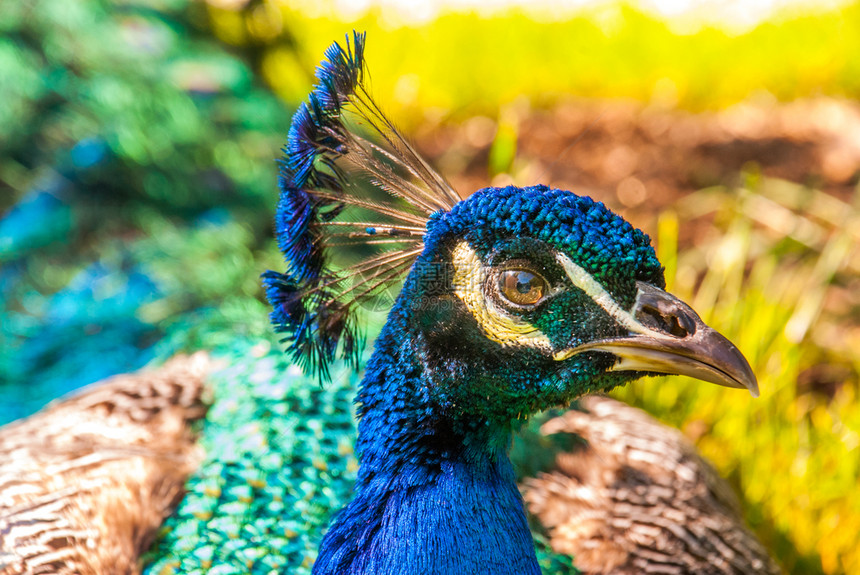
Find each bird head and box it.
[376,184,757,426]
[263,32,757,430]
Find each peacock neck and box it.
[312,303,541,575]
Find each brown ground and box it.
[417,96,860,235]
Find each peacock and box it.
[0,32,781,575]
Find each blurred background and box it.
[1,0,859,573]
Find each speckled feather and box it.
[0,354,208,575]
[523,396,781,575]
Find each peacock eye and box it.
[498,269,548,307]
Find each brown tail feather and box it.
[522,396,781,575]
[0,354,210,575]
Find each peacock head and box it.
[263,32,757,432]
[375,184,757,427]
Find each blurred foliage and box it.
[206,1,860,122]
[0,0,288,410]
[2,0,860,574]
[0,0,288,226]
[615,178,860,575]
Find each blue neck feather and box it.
[312,272,541,575]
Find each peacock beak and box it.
[554,282,759,397]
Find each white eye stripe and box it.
[554,253,664,339]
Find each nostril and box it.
[638,304,693,338]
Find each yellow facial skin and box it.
[450,241,553,352]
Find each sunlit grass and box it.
[206,1,860,120]
[614,178,860,575]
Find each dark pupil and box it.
[501,270,544,305]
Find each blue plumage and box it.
[430,185,664,303]
[263,33,758,575]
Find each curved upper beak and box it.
[554,282,759,397]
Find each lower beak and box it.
[554,282,759,397]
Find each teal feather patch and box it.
[144,339,360,574]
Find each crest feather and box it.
[263,31,459,380]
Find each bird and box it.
[0,31,780,575]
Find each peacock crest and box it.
[263,31,461,380]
